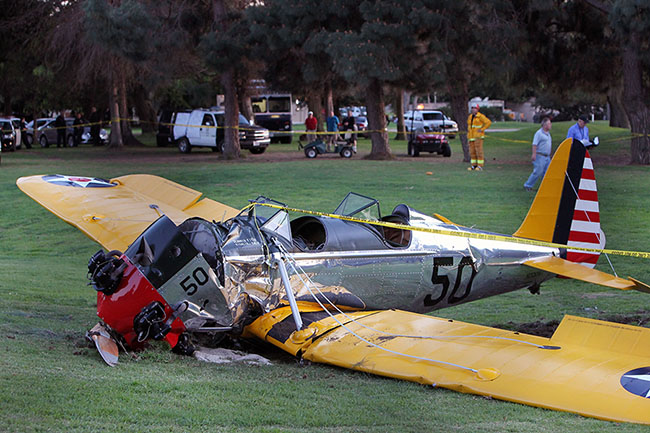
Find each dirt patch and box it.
[494,319,562,338]
[589,151,634,166]
[493,310,650,338]
[22,137,639,166]
[24,145,461,165]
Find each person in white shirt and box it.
[524,117,552,191]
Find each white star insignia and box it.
[622,373,650,398]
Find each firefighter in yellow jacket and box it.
[466,104,492,171]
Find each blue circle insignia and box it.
[43,174,116,188]
[620,367,650,398]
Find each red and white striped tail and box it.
[566,151,605,268]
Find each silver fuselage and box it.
[217,206,558,323]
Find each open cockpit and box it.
[248,193,412,252]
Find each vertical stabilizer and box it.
[514,138,604,268]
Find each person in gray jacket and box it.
[524,117,552,191]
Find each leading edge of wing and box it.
[17,174,240,252]
[523,255,650,293]
[246,307,650,424]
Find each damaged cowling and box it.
[88,250,127,295]
[91,215,240,349]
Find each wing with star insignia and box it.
[17,174,240,252]
[245,308,650,424]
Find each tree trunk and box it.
[308,88,324,132]
[214,0,240,159]
[238,85,254,125]
[365,79,391,159]
[239,95,254,125]
[32,109,39,145]
[133,85,156,134]
[119,72,141,146]
[447,64,470,162]
[621,37,650,164]
[222,68,241,159]
[607,82,629,129]
[394,88,406,141]
[108,72,123,148]
[450,91,469,162]
[325,83,334,118]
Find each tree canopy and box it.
[1,0,648,162]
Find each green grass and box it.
[1,121,649,432]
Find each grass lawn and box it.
[1,121,649,432]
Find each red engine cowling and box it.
[97,255,186,349]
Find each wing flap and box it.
[523,255,648,292]
[550,315,650,357]
[246,307,650,424]
[17,174,240,252]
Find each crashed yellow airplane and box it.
[17,138,650,424]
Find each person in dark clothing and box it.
[88,107,101,146]
[54,113,66,148]
[342,115,358,153]
[20,117,30,149]
[73,112,84,147]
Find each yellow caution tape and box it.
[30,121,104,131]
[249,202,650,259]
[88,117,648,146]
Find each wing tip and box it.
[628,277,650,294]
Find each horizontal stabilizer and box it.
[523,255,649,292]
[246,307,650,424]
[433,213,461,225]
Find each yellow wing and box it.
[246,306,650,425]
[17,174,240,252]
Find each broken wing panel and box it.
[247,307,650,424]
[17,174,240,252]
[523,255,649,292]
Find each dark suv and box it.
[216,113,270,153]
[407,132,451,157]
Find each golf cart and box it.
[300,138,355,158]
[407,130,451,157]
[405,109,452,157]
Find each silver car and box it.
[26,118,108,147]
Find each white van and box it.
[173,109,270,154]
[403,110,458,139]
